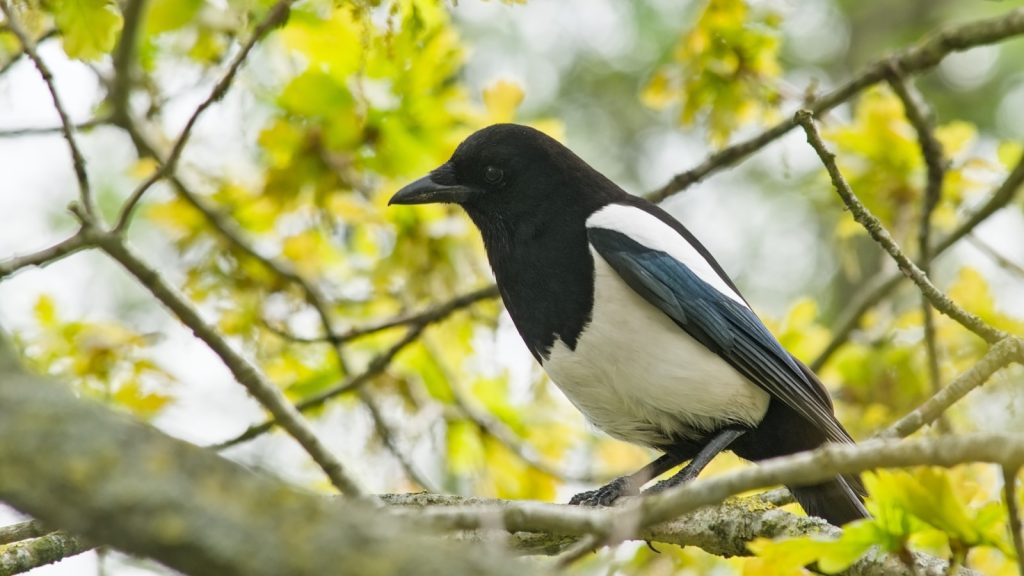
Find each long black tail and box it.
[789,474,869,526]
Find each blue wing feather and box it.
[588,227,852,444]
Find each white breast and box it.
[541,205,770,447]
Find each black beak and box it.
[389,168,472,206]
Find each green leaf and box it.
[54,0,124,60]
[144,0,203,36]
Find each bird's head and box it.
[389,124,612,223]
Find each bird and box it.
[389,123,869,526]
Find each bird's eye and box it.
[484,166,503,184]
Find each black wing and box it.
[588,226,852,444]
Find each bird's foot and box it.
[569,476,638,506]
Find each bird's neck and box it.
[466,209,596,363]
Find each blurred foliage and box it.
[16,295,174,419]
[748,468,1014,575]
[643,0,782,144]
[823,87,983,245]
[2,0,1024,574]
[53,0,124,60]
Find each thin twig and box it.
[554,533,602,567]
[448,381,594,482]
[112,0,293,231]
[263,286,498,345]
[213,325,427,449]
[968,234,1024,278]
[118,117,357,370]
[1005,466,1024,576]
[811,153,1024,370]
[879,337,1024,439]
[810,267,895,371]
[332,286,498,344]
[0,1,94,214]
[0,117,109,139]
[85,226,364,496]
[0,29,57,76]
[796,110,1006,344]
[636,433,1024,534]
[360,389,441,493]
[646,8,1024,202]
[888,65,949,431]
[422,334,597,483]
[0,232,90,280]
[933,153,1024,254]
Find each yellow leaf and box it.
[34,294,58,328]
[641,71,675,110]
[745,537,821,575]
[482,80,525,124]
[998,141,1023,169]
[112,381,171,419]
[935,121,976,158]
[447,419,484,474]
[130,157,159,179]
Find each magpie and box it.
[390,123,868,526]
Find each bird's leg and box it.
[643,427,747,495]
[569,453,684,506]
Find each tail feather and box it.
[789,474,869,526]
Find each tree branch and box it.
[213,324,427,449]
[359,389,441,493]
[0,531,89,575]
[380,432,1024,576]
[1004,466,1024,576]
[968,234,1024,278]
[107,0,149,125]
[0,29,56,76]
[633,434,1024,534]
[796,110,1007,344]
[84,227,365,496]
[118,117,363,386]
[113,0,293,231]
[4,334,1000,576]
[0,232,90,280]
[0,337,524,576]
[811,152,1024,370]
[0,118,109,139]
[879,336,1024,439]
[0,521,47,546]
[331,286,498,344]
[417,332,598,483]
[0,2,94,215]
[888,65,949,429]
[646,7,1024,202]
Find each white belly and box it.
[542,254,770,448]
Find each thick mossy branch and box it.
[0,531,89,576]
[0,338,525,576]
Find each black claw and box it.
[569,477,635,506]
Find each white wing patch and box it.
[585,203,748,307]
[542,251,769,447]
